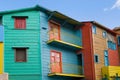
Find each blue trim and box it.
[104,50,109,66]
[107,41,116,50]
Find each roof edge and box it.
[0,5,52,15]
[81,21,117,35]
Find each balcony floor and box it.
[47,39,82,51]
[48,73,85,78]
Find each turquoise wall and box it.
[3,10,41,80]
[40,11,83,80]
[61,24,82,46]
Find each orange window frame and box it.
[48,20,61,40]
[50,50,62,73]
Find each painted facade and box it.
[0,6,84,80]
[0,5,120,80]
[81,21,119,80]
[40,11,84,80]
[2,9,41,80]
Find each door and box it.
[50,50,62,73]
[49,21,60,40]
[104,50,109,66]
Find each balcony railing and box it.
[102,66,120,79]
[47,31,82,50]
[48,62,84,78]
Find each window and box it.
[92,25,96,34]
[14,17,26,29]
[94,55,99,63]
[15,48,27,62]
[107,41,116,50]
[0,17,2,25]
[103,31,107,38]
[104,50,109,66]
[118,36,120,46]
[50,50,62,73]
[49,20,60,40]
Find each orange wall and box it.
[81,22,96,80]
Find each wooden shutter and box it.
[15,18,26,29]
[15,48,27,62]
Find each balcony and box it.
[47,39,82,51]
[48,62,84,78]
[102,66,120,79]
[47,30,82,50]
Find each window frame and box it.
[118,36,120,46]
[107,41,116,50]
[94,54,99,63]
[50,50,62,73]
[14,48,28,62]
[92,25,96,34]
[102,31,107,38]
[48,20,61,40]
[104,50,109,66]
[14,17,26,29]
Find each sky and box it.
[0,0,120,29]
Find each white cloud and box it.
[111,0,120,9]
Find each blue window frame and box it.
[92,25,96,34]
[102,31,107,38]
[104,50,109,66]
[107,41,116,50]
[94,55,99,63]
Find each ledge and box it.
[48,73,85,78]
[47,39,82,50]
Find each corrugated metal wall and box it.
[40,11,82,80]
[3,10,41,80]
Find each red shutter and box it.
[15,18,26,29]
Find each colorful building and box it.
[0,5,120,80]
[0,5,84,80]
[81,21,120,80]
[40,12,84,80]
[0,6,41,80]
